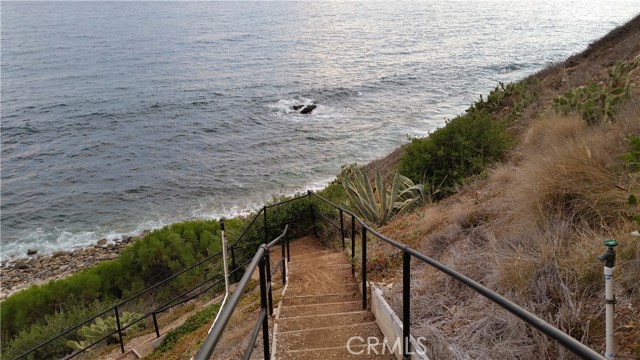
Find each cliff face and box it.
[376,15,640,359]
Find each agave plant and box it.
[342,165,424,226]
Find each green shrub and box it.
[1,219,246,350]
[1,301,107,360]
[467,80,538,122]
[399,110,510,195]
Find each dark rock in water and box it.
[300,105,317,114]
[292,105,304,111]
[97,238,107,246]
[26,249,38,256]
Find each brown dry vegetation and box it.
[369,15,640,360]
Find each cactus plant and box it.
[553,60,638,124]
[66,311,144,351]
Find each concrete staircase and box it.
[273,237,395,360]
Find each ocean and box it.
[1,1,638,260]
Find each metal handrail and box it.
[194,226,289,360]
[308,191,606,360]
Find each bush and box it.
[1,219,246,351]
[399,110,510,195]
[1,301,107,360]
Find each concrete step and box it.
[286,281,360,297]
[290,249,332,259]
[276,322,384,351]
[277,311,374,332]
[279,301,362,318]
[287,269,354,286]
[284,292,360,306]
[277,346,397,360]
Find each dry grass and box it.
[380,76,640,359]
[508,111,638,230]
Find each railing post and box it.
[403,251,411,360]
[286,235,291,262]
[281,236,287,285]
[258,255,270,360]
[351,214,356,276]
[152,312,160,338]
[265,251,274,316]
[263,206,268,244]
[362,227,367,309]
[339,209,345,250]
[114,306,125,354]
[309,204,318,238]
[230,246,239,283]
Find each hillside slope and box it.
[373,15,640,359]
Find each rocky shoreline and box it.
[0,233,147,300]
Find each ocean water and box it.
[1,1,638,260]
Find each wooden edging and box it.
[370,286,430,360]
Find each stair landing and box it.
[274,237,395,360]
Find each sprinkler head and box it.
[598,239,618,268]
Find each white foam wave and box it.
[267,97,314,114]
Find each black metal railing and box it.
[308,191,606,360]
[14,193,312,360]
[14,250,227,360]
[194,225,290,360]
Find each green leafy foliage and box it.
[553,60,638,125]
[1,301,106,360]
[1,219,245,351]
[342,165,424,225]
[467,80,537,122]
[399,110,510,195]
[65,311,144,351]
